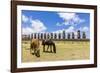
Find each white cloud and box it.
[22,27,33,35]
[56,22,62,26]
[53,26,75,33]
[22,14,47,34]
[57,13,85,26]
[58,13,76,20]
[82,26,89,31]
[79,26,89,32]
[31,19,47,32]
[22,19,47,35]
[65,26,74,33]
[22,15,29,22]
[53,29,64,33]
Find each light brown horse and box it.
[30,39,40,57]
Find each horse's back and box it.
[32,39,39,43]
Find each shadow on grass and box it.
[43,51,56,54]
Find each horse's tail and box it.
[53,43,56,53]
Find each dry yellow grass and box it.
[22,41,90,63]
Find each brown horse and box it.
[30,39,40,57]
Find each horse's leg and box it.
[34,47,40,57]
[36,49,40,57]
[34,48,37,55]
[50,45,52,52]
[53,44,56,53]
[43,45,45,52]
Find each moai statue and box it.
[44,33,46,39]
[58,33,61,39]
[50,33,53,39]
[63,30,66,39]
[67,33,70,39]
[82,31,86,39]
[34,33,36,39]
[54,33,57,39]
[28,34,30,40]
[47,33,50,39]
[72,32,75,39]
[77,30,81,39]
[31,33,33,39]
[40,33,43,40]
[37,33,40,39]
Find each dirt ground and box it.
[22,41,90,63]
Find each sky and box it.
[21,10,90,38]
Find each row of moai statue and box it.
[22,30,86,40]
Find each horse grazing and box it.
[42,39,56,53]
[30,39,40,57]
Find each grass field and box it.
[22,40,90,63]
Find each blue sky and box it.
[22,10,90,38]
